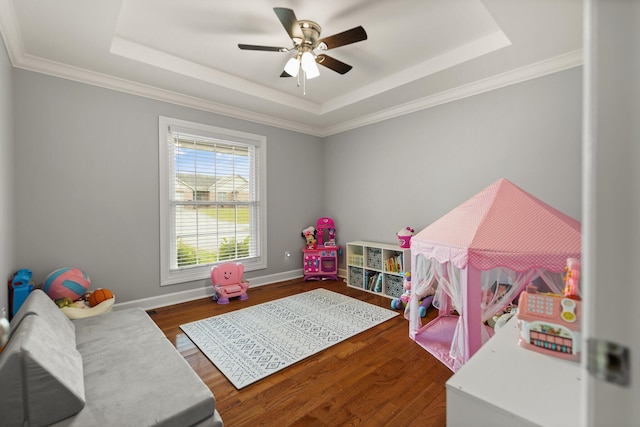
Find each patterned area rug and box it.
[180,288,398,389]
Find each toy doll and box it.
[301,226,317,250]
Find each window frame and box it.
[159,116,267,286]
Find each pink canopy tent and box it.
[408,178,581,371]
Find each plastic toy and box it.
[327,227,336,246]
[396,227,414,248]
[301,226,317,250]
[210,262,249,304]
[563,257,580,299]
[303,217,340,281]
[43,267,91,301]
[391,272,412,309]
[9,269,35,318]
[391,272,433,318]
[516,283,581,361]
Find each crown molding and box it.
[8,48,582,138]
[0,0,23,65]
[320,30,512,115]
[14,52,326,136]
[320,49,583,137]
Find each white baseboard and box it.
[114,269,305,311]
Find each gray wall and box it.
[13,70,323,303]
[0,35,14,316]
[324,67,582,248]
[8,64,582,306]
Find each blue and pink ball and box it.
[43,267,91,301]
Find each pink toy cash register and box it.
[516,283,581,361]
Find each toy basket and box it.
[366,247,382,270]
[349,266,364,289]
[397,235,411,248]
[384,274,404,298]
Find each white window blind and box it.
[159,117,266,286]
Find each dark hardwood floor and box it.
[149,278,452,426]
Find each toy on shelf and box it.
[396,227,414,249]
[391,272,434,318]
[303,217,340,281]
[516,266,582,362]
[211,262,249,304]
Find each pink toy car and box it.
[210,262,249,304]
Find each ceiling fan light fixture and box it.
[284,56,300,77]
[301,51,319,79]
[239,7,367,87]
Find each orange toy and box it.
[88,288,114,307]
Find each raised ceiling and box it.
[0,0,583,136]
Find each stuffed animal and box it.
[88,288,114,307]
[301,226,317,250]
[391,272,434,317]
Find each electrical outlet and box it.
[284,251,292,261]
[1,306,6,320]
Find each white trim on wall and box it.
[114,269,304,311]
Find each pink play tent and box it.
[408,178,581,371]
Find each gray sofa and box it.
[0,290,223,427]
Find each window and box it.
[159,117,267,286]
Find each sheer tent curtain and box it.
[479,268,537,322]
[535,269,567,295]
[407,255,436,335]
[409,254,565,368]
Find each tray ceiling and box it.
[0,0,582,136]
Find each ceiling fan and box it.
[238,7,367,82]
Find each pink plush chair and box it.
[210,262,249,304]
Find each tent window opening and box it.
[159,117,267,286]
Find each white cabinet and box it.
[346,241,410,299]
[446,317,582,427]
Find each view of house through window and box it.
[159,117,266,286]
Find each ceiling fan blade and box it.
[238,44,288,52]
[318,26,367,50]
[316,54,353,74]
[273,7,304,41]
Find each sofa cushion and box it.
[0,315,85,426]
[72,307,165,350]
[10,289,76,346]
[61,317,216,427]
